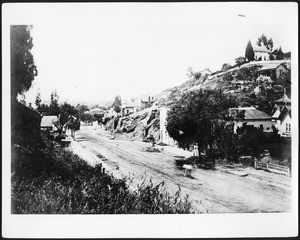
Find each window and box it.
[286,123,291,132]
[280,69,284,76]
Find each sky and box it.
[4,2,298,105]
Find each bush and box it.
[11,133,194,214]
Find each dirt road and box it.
[73,126,291,213]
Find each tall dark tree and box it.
[53,103,79,134]
[276,47,285,60]
[113,95,122,115]
[257,34,268,47]
[245,40,255,61]
[166,90,239,162]
[267,38,273,51]
[11,25,38,100]
[35,90,41,111]
[49,90,60,115]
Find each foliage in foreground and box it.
[11,134,193,214]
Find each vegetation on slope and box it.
[11,133,193,214]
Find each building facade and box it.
[159,107,176,146]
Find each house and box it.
[274,93,291,111]
[272,107,291,137]
[104,107,118,119]
[159,107,176,146]
[258,62,289,80]
[140,93,157,108]
[121,99,141,116]
[253,45,271,61]
[200,68,212,76]
[12,99,42,136]
[40,115,58,131]
[229,106,273,133]
[89,108,105,116]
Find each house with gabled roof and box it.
[258,62,289,80]
[253,45,271,61]
[229,106,273,133]
[272,107,291,137]
[274,93,291,111]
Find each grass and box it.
[11,133,194,214]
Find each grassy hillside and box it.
[11,133,194,214]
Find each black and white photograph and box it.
[2,2,298,238]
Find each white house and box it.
[253,45,271,61]
[200,68,212,76]
[229,106,273,133]
[121,99,141,116]
[159,107,176,146]
[272,107,291,137]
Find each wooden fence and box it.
[254,160,291,176]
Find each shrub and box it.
[11,133,194,214]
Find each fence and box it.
[254,159,291,177]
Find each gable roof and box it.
[253,45,271,53]
[259,63,288,71]
[275,94,291,103]
[41,115,58,127]
[230,107,272,120]
[278,107,291,122]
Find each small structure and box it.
[140,93,157,108]
[159,107,176,146]
[258,62,288,80]
[274,93,291,111]
[272,107,291,137]
[88,108,105,115]
[229,106,273,133]
[121,99,141,116]
[253,45,271,61]
[40,115,58,131]
[200,68,212,76]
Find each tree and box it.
[276,47,285,60]
[245,40,255,61]
[35,90,41,110]
[257,34,268,47]
[166,90,239,162]
[267,38,273,51]
[235,56,246,67]
[186,67,201,80]
[113,95,122,115]
[53,103,79,133]
[221,63,232,72]
[49,90,60,115]
[11,25,38,100]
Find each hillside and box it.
[109,60,291,142]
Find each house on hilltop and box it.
[253,45,271,61]
[229,106,273,133]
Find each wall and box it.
[255,51,270,61]
[159,107,176,146]
[276,65,288,79]
[234,119,274,133]
[278,115,291,137]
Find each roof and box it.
[122,100,141,108]
[275,94,291,103]
[272,109,281,119]
[230,107,272,120]
[41,116,58,127]
[89,108,105,115]
[259,63,288,71]
[278,107,291,121]
[253,45,271,53]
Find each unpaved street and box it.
[73,126,291,213]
